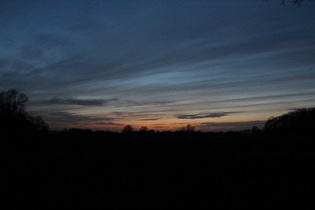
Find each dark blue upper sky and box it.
[1,0,315,131]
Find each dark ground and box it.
[1,133,314,209]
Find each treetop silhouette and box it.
[0,89,28,117]
[180,124,195,133]
[0,89,48,137]
[264,108,315,134]
[139,126,149,133]
[122,125,134,133]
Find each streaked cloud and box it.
[44,97,119,106]
[140,118,161,121]
[176,112,237,119]
[95,122,124,126]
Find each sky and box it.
[1,0,315,131]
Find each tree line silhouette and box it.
[1,89,314,138]
[2,89,314,209]
[264,108,315,135]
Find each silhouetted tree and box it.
[122,125,134,133]
[264,108,315,134]
[251,126,261,134]
[0,89,28,117]
[180,124,195,133]
[29,116,49,133]
[139,126,149,133]
[0,89,48,137]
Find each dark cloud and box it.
[176,112,236,119]
[45,97,118,106]
[140,118,160,121]
[95,122,124,126]
[112,99,176,108]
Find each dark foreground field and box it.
[1,134,314,209]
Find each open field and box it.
[2,134,314,209]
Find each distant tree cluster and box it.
[179,124,195,133]
[121,125,155,134]
[139,126,149,133]
[121,124,197,134]
[0,89,48,137]
[122,125,134,133]
[264,108,315,134]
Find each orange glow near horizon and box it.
[48,112,270,132]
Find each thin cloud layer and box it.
[45,98,119,106]
[176,112,236,119]
[140,118,161,121]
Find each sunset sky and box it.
[1,0,315,131]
